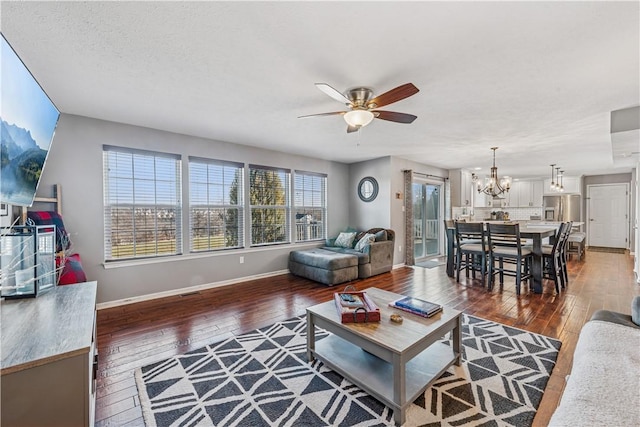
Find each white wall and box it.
[35,114,350,303]
[348,157,392,231]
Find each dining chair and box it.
[486,223,532,295]
[558,221,573,285]
[444,219,457,270]
[454,221,489,287]
[540,222,572,293]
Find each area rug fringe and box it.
[135,314,561,427]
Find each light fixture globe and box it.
[343,110,374,128]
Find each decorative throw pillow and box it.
[57,254,87,285]
[354,233,376,252]
[325,237,337,247]
[374,229,388,242]
[334,232,357,248]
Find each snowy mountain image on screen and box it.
[0,118,48,206]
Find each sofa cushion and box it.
[289,248,357,269]
[334,232,357,248]
[323,247,370,264]
[633,296,640,326]
[549,320,640,426]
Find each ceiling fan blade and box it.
[374,110,417,124]
[367,83,419,109]
[315,83,352,105]
[347,125,360,133]
[298,111,346,119]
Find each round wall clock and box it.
[358,176,379,202]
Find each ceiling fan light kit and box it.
[343,110,375,128]
[300,82,419,133]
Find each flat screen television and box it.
[1,33,60,207]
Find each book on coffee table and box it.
[389,296,442,318]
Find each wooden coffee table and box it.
[306,287,462,426]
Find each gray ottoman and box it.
[289,248,358,286]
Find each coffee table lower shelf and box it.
[312,334,457,425]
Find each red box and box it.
[333,291,381,323]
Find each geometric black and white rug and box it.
[135,314,561,426]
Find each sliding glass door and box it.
[413,182,441,260]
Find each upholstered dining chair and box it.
[454,221,489,287]
[486,223,532,295]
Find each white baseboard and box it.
[98,263,409,310]
[96,269,290,310]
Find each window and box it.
[189,158,244,252]
[103,146,182,261]
[294,171,327,242]
[249,165,290,246]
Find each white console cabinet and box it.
[1,281,97,426]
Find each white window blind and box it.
[189,157,244,252]
[294,171,327,242]
[249,165,290,246]
[103,146,182,261]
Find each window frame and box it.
[248,164,291,247]
[188,157,244,253]
[293,170,327,242]
[103,145,183,262]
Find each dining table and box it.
[446,224,557,294]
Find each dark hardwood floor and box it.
[95,250,639,426]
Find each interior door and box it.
[588,184,628,248]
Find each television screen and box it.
[1,33,60,207]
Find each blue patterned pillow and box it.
[334,232,357,248]
[354,233,376,252]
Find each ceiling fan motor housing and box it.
[346,87,374,108]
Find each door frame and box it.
[586,183,630,248]
[412,178,445,260]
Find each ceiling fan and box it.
[299,82,419,133]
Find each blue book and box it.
[392,296,442,317]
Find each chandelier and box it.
[472,147,511,198]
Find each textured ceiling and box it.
[1,1,638,179]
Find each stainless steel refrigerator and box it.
[543,195,581,222]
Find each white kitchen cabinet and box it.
[510,180,544,207]
[450,169,473,207]
[473,187,492,207]
[544,176,582,195]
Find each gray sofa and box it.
[289,228,395,286]
[548,296,640,426]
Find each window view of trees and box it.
[189,160,243,252]
[248,166,289,245]
[104,149,325,260]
